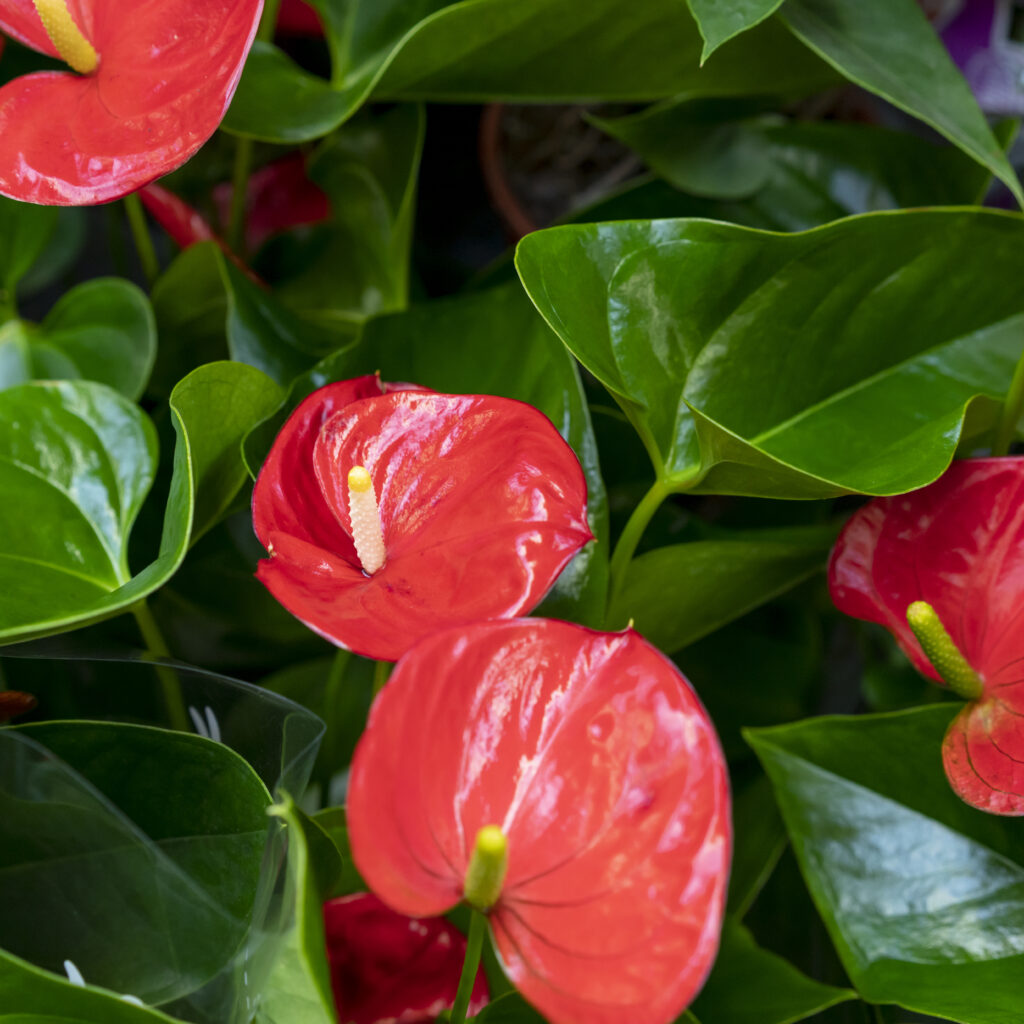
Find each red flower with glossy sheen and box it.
[0,0,262,204]
[323,893,488,1024]
[252,378,592,662]
[347,619,731,1024]
[830,457,1024,815]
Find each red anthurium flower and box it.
[323,893,489,1024]
[347,619,731,1024]
[253,378,592,662]
[277,0,321,36]
[0,0,262,204]
[830,457,1024,815]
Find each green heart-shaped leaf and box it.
[0,279,156,399]
[517,211,1024,499]
[0,363,281,645]
[747,706,1024,1022]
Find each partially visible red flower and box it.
[0,0,262,205]
[277,0,321,35]
[253,378,593,662]
[323,893,489,1024]
[830,457,1024,814]
[347,619,731,1024]
[141,153,329,255]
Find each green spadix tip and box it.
[463,825,508,911]
[905,600,983,701]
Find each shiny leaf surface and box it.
[225,0,832,142]
[0,363,280,644]
[830,457,1024,814]
[516,210,1024,498]
[253,382,592,661]
[0,279,155,399]
[347,619,731,1024]
[608,525,835,652]
[748,707,1024,1021]
[0,0,263,204]
[780,0,1022,203]
[0,722,270,1004]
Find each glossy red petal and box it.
[276,0,322,35]
[323,893,488,1024]
[211,152,330,252]
[139,184,218,250]
[347,620,731,1024]
[0,0,262,204]
[255,388,592,661]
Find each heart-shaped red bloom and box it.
[347,619,731,1024]
[0,0,262,204]
[252,378,593,662]
[323,893,489,1024]
[830,457,1024,815]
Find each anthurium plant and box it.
[3,1,1024,1023]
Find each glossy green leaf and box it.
[153,243,347,387]
[0,279,156,399]
[0,194,57,317]
[609,524,834,651]
[267,104,424,319]
[0,947,179,1023]
[516,211,1024,499]
[225,0,833,142]
[592,105,1010,212]
[748,706,1024,1021]
[779,0,1022,203]
[257,796,339,1024]
[686,0,785,60]
[692,919,854,1024]
[246,282,609,626]
[0,722,270,1005]
[0,363,281,645]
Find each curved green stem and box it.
[994,344,1024,456]
[124,193,159,287]
[131,601,188,731]
[449,909,486,1024]
[227,136,253,258]
[607,478,670,621]
[372,659,392,698]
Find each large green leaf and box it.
[246,282,610,625]
[0,279,156,400]
[780,0,1022,203]
[692,919,854,1024]
[256,796,340,1024]
[0,363,281,644]
[747,707,1024,1022]
[0,947,180,1024]
[224,0,832,142]
[516,210,1024,499]
[267,104,424,319]
[0,722,271,1005]
[153,243,347,387]
[686,0,785,60]
[608,524,835,650]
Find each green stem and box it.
[994,344,1024,456]
[227,136,254,258]
[372,659,392,698]
[606,477,670,622]
[131,601,188,731]
[259,0,283,41]
[450,909,486,1024]
[124,193,159,287]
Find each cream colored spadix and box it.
[33,0,98,74]
[347,466,386,575]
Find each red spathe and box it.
[323,893,488,1024]
[0,0,262,204]
[347,619,732,1024]
[830,457,1024,815]
[252,379,593,662]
